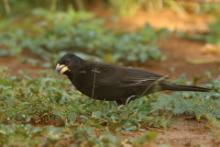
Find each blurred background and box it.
[0,0,220,79]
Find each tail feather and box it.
[160,82,210,92]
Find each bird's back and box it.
[69,62,163,103]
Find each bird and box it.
[56,53,210,105]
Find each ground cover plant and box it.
[178,16,220,46]
[0,9,167,66]
[1,0,217,16]
[0,67,220,146]
[179,4,220,46]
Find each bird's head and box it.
[56,53,84,75]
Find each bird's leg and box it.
[116,95,136,105]
[125,95,136,105]
[116,99,126,105]
[125,95,135,105]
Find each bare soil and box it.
[122,118,219,147]
[94,8,212,32]
[0,56,44,77]
[143,36,220,80]
[156,118,218,147]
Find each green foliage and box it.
[199,3,220,16]
[0,123,159,146]
[1,0,219,18]
[108,0,185,16]
[0,68,167,129]
[178,18,220,46]
[0,68,220,145]
[0,124,119,146]
[0,0,92,15]
[0,67,169,145]
[152,80,220,120]
[0,0,182,17]
[206,19,220,45]
[109,0,140,16]
[129,131,157,145]
[0,9,165,65]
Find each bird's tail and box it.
[160,82,210,92]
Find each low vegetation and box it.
[179,17,220,46]
[0,68,220,146]
[0,9,166,65]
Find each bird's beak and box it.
[56,64,70,74]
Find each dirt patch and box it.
[121,118,217,147]
[156,118,217,147]
[120,10,210,32]
[135,36,220,81]
[94,8,212,32]
[0,56,44,77]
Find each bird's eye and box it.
[65,59,71,65]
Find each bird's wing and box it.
[119,76,167,87]
[88,63,166,87]
[118,67,166,87]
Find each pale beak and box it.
[56,64,70,74]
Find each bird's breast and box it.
[69,73,94,95]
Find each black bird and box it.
[56,53,210,104]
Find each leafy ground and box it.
[1,36,220,147]
[0,9,166,65]
[1,8,220,147]
[0,65,220,146]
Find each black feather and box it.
[160,82,210,92]
[56,53,211,104]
